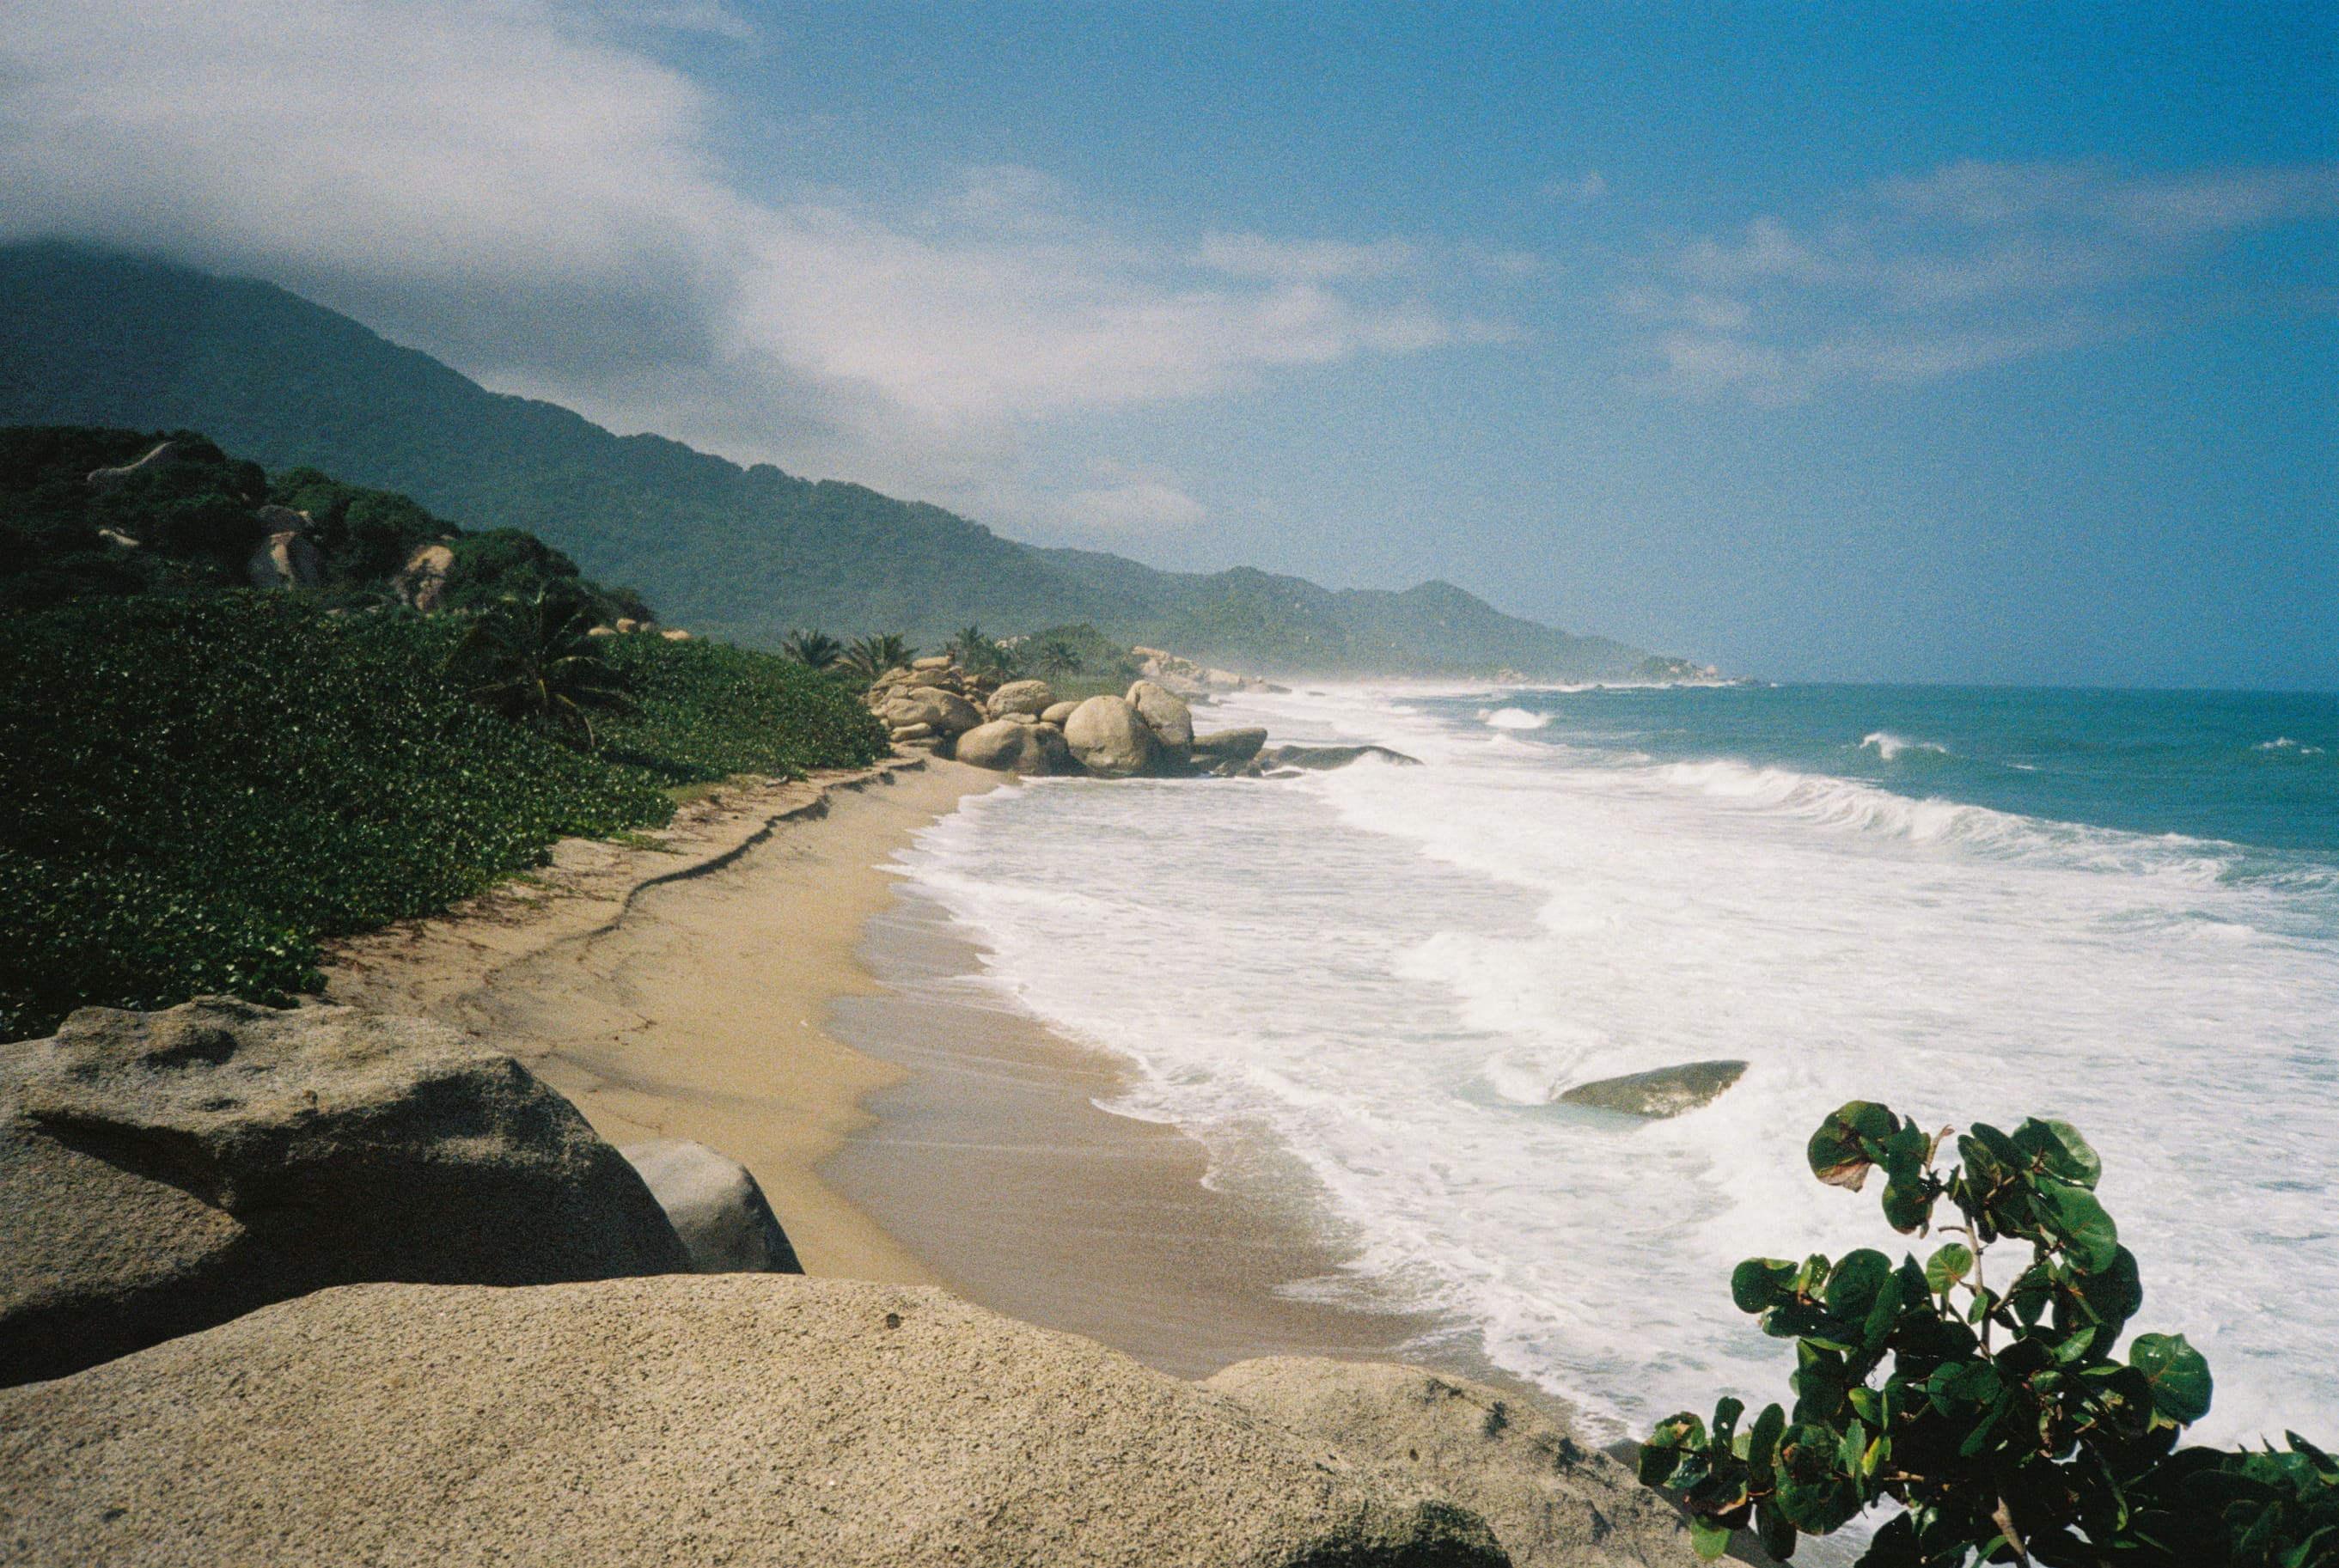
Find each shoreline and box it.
[823,876,1437,1378]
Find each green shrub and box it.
[1639,1101,2339,1565]
[0,595,669,1040]
[595,635,889,785]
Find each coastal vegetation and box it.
[0,429,888,1042]
[1640,1101,2339,1565]
[0,242,1671,678]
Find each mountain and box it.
[0,243,1672,677]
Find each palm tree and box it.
[444,587,632,748]
[843,631,914,680]
[1034,636,1084,679]
[781,629,846,669]
[950,625,1006,673]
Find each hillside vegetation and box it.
[0,242,1677,678]
[0,430,887,1040]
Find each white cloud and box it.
[1634,159,2339,401]
[1060,477,1208,533]
[1544,172,1607,204]
[0,0,1505,533]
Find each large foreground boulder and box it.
[956,717,1075,775]
[1127,680,1197,747]
[1062,694,1159,778]
[0,998,687,1387]
[0,1277,1508,1568]
[619,1139,802,1274]
[1555,1061,1747,1119]
[1209,1359,1705,1567]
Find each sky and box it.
[3,2,2334,685]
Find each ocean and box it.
[890,681,2339,1448]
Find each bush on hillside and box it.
[0,595,670,1041]
[1639,1101,2339,1565]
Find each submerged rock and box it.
[1062,694,1158,778]
[1188,726,1268,763]
[0,1276,1508,1568]
[1209,1358,1707,1567]
[0,998,687,1387]
[1556,1060,1748,1119]
[619,1139,801,1274]
[1256,743,1423,772]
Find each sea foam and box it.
[895,682,2339,1449]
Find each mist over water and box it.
[893,682,2339,1446]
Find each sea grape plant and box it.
[1639,1101,2338,1566]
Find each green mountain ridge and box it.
[0,242,1676,677]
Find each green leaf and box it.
[2013,1116,2103,1188]
[1747,1403,1786,1478]
[2132,1333,2214,1425]
[1733,1258,1802,1315]
[2035,1178,2121,1272]
[1823,1250,1893,1319]
[1809,1101,1901,1191]
[1925,1242,1976,1295]
[1688,1515,1732,1559]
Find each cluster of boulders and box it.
[1,996,1721,1565]
[869,656,1271,779]
[1131,644,1283,697]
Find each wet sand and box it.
[824,882,1434,1378]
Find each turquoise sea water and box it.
[898,680,2339,1449]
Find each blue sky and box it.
[3,3,2334,682]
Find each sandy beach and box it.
[326,757,998,1280]
[323,754,1422,1372]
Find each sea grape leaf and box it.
[1748,1402,1786,1477]
[1688,1514,1732,1560]
[1734,1258,1801,1315]
[2035,1179,2121,1272]
[1810,1101,1900,1190]
[2133,1333,2214,1425]
[1926,1242,1976,1295]
[2013,1116,2104,1189]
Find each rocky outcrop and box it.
[390,541,454,612]
[1556,1062,1746,1119]
[1133,645,1269,695]
[619,1139,801,1274]
[84,440,183,493]
[956,717,1074,775]
[1208,1358,1706,1568]
[0,1275,1508,1568]
[1189,726,1269,763]
[1041,699,1079,726]
[0,998,687,1387]
[1062,694,1159,778]
[245,507,322,591]
[1127,679,1196,747]
[986,679,1057,718]
[882,685,984,741]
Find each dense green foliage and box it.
[0,595,666,1040]
[595,635,887,785]
[445,588,635,747]
[0,243,1665,676]
[1640,1101,2339,1566]
[0,585,887,1043]
[0,424,650,623]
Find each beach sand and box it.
[324,753,1426,1370]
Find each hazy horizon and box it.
[3,3,2333,687]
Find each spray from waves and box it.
[1479,707,1551,730]
[1860,730,1949,761]
[2257,737,2327,755]
[1652,756,2263,885]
